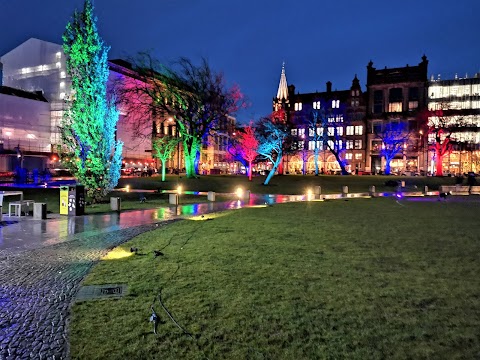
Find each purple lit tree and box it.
[376,121,411,175]
[227,124,258,180]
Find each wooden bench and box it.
[8,200,34,216]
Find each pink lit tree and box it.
[237,125,258,181]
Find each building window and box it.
[372,140,382,151]
[354,140,362,149]
[354,125,363,135]
[374,90,383,113]
[388,102,402,112]
[332,100,340,109]
[313,101,321,109]
[345,153,353,160]
[291,129,298,136]
[408,101,418,110]
[346,140,354,149]
[336,115,344,122]
[294,102,303,111]
[328,127,335,136]
[355,90,359,96]
[336,127,343,136]
[346,126,354,135]
[355,153,362,160]
[298,128,305,137]
[372,121,382,134]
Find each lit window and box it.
[346,140,354,149]
[59,92,65,100]
[309,128,315,137]
[354,126,363,135]
[408,101,418,110]
[388,102,402,112]
[294,102,303,111]
[308,141,316,150]
[60,71,66,78]
[355,90,359,96]
[56,52,61,59]
[336,115,344,122]
[345,153,353,160]
[313,101,320,109]
[60,82,65,88]
[298,141,304,149]
[317,127,323,135]
[355,153,362,160]
[336,127,343,136]
[298,128,305,137]
[328,116,335,123]
[291,129,298,136]
[346,126,354,135]
[355,100,359,107]
[354,140,362,149]
[328,127,335,136]
[332,100,340,109]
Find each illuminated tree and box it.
[118,54,245,178]
[256,113,289,185]
[306,108,324,175]
[152,136,180,181]
[422,107,465,176]
[235,125,258,181]
[376,121,411,175]
[61,0,123,202]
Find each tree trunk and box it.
[183,139,199,178]
[333,152,349,175]
[314,148,319,175]
[248,160,252,181]
[385,160,391,175]
[435,151,444,176]
[161,159,166,181]
[264,155,282,185]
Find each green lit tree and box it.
[61,0,123,202]
[152,135,180,181]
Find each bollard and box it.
[424,185,429,195]
[314,186,321,195]
[342,186,348,197]
[401,180,405,188]
[33,203,47,220]
[207,191,215,202]
[110,197,121,211]
[169,193,179,205]
[245,190,251,200]
[369,185,376,197]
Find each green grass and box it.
[70,198,480,359]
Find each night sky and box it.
[1,0,479,122]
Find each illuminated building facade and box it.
[273,64,367,174]
[428,75,480,174]
[366,56,429,174]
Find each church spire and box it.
[276,62,288,100]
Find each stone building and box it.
[365,56,429,174]
[273,63,367,174]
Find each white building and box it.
[0,38,153,171]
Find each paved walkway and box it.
[0,193,475,359]
[0,194,306,359]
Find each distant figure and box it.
[467,172,476,194]
[439,191,452,201]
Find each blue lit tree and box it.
[61,0,123,203]
[256,113,289,185]
[377,121,411,175]
[305,108,324,175]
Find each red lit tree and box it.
[422,107,462,176]
[236,125,258,181]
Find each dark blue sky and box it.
[1,0,479,122]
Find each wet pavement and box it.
[0,192,476,359]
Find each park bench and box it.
[8,199,34,216]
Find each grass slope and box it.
[70,197,480,359]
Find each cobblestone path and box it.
[0,222,173,360]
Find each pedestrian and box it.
[467,172,476,194]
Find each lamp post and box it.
[403,142,407,174]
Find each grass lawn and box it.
[70,197,480,359]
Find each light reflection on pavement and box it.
[0,194,305,253]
